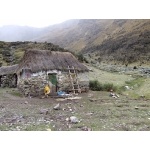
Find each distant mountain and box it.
[34,19,114,51]
[0,25,43,41]
[35,19,150,65]
[0,19,150,65]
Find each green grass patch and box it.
[89,80,118,92]
[125,78,144,88]
[122,77,149,99]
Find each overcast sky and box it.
[0,0,72,27]
[0,0,149,28]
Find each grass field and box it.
[87,65,150,99]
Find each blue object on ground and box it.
[57,91,66,96]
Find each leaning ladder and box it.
[68,66,81,94]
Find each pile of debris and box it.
[109,92,120,98]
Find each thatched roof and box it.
[16,50,88,73]
[0,64,18,76]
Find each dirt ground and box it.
[0,88,150,131]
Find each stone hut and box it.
[0,64,18,88]
[16,49,89,97]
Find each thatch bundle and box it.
[16,50,88,73]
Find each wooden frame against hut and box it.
[16,50,89,96]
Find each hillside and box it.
[35,19,114,52]
[0,19,150,65]
[0,41,66,66]
[81,20,150,65]
[35,19,150,65]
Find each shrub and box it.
[77,53,84,62]
[89,80,118,92]
[103,83,117,92]
[89,80,103,91]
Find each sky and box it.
[0,0,72,27]
[0,0,149,28]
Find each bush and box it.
[89,80,117,92]
[77,53,84,62]
[89,80,103,91]
[103,83,117,91]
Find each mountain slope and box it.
[34,19,150,65]
[0,19,150,65]
[35,19,115,51]
[82,20,150,65]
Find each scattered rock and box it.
[116,94,119,98]
[53,103,60,110]
[40,109,49,115]
[24,101,28,104]
[110,93,115,97]
[110,93,119,98]
[89,99,98,102]
[62,108,66,111]
[135,106,139,109]
[70,116,79,124]
[125,86,130,90]
[66,118,69,121]
[81,126,92,131]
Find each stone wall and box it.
[17,71,89,97]
[57,72,71,91]
[0,74,17,88]
[17,75,49,97]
